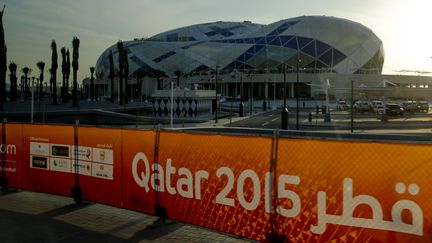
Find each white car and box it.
[353,101,370,113]
[336,100,348,110]
[373,104,385,114]
[370,100,385,114]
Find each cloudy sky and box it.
[3,0,432,82]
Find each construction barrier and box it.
[0,122,431,242]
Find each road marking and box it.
[263,117,279,127]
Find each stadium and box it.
[92,15,432,106]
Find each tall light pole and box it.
[215,66,219,123]
[31,77,35,123]
[248,72,253,115]
[239,72,244,117]
[230,71,237,124]
[351,80,354,133]
[170,81,174,128]
[296,58,301,130]
[281,64,288,129]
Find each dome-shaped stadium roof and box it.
[148,21,264,42]
[95,16,384,79]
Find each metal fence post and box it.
[0,118,8,191]
[266,129,284,241]
[152,124,167,225]
[71,120,82,204]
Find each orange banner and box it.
[2,123,432,242]
[1,123,23,188]
[153,131,273,241]
[126,132,432,242]
[21,124,75,196]
[121,128,156,214]
[275,138,431,242]
[74,126,122,207]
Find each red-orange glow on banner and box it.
[275,138,431,243]
[121,129,156,214]
[21,124,75,196]
[74,126,122,207]
[153,131,273,241]
[3,123,432,242]
[1,124,23,188]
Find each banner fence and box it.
[0,122,431,242]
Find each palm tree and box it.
[60,47,66,103]
[108,50,114,103]
[0,5,6,110]
[21,66,31,101]
[72,37,79,107]
[65,49,71,101]
[90,66,95,101]
[36,61,45,101]
[8,62,17,101]
[124,50,129,104]
[50,40,58,105]
[174,69,182,88]
[117,41,125,105]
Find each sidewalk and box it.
[1,99,151,114]
[0,190,252,242]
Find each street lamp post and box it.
[31,77,35,123]
[296,58,301,130]
[230,72,236,125]
[324,79,331,123]
[239,72,244,117]
[215,66,219,123]
[37,78,41,114]
[351,80,354,133]
[281,64,288,129]
[248,72,253,115]
[170,81,174,128]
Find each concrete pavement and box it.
[0,190,252,242]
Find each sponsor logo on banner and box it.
[71,146,92,161]
[72,161,92,176]
[92,163,113,180]
[30,142,49,156]
[50,158,71,173]
[31,156,49,169]
[92,148,113,164]
[51,144,70,158]
[0,144,16,155]
[4,167,16,173]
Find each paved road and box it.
[0,190,252,243]
[229,108,432,131]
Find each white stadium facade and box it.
[93,15,432,105]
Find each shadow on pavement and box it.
[0,209,128,243]
[129,221,182,241]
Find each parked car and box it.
[336,99,348,111]
[370,100,385,114]
[373,104,385,114]
[418,101,429,113]
[353,101,370,113]
[385,103,404,116]
[402,101,419,113]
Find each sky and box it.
[3,0,432,83]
